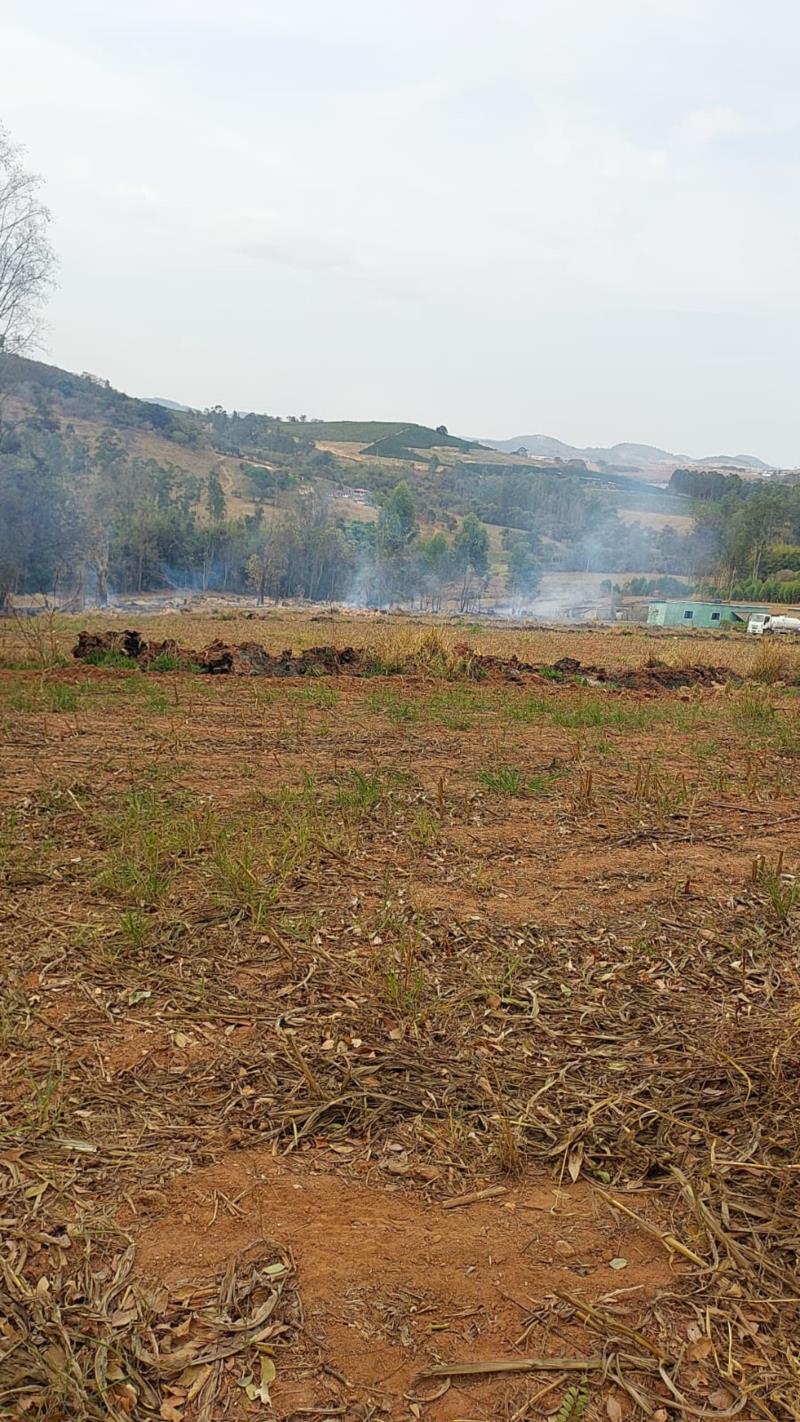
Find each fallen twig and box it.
[441,1185,507,1210]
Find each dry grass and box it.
[749,641,798,684]
[4,605,800,678]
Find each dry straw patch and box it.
[0,605,786,675]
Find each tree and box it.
[453,513,490,611]
[0,125,55,353]
[435,425,448,437]
[414,531,451,611]
[453,513,489,577]
[247,519,289,605]
[0,426,82,607]
[506,539,541,606]
[378,481,416,552]
[206,467,226,521]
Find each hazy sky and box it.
[4,1,800,462]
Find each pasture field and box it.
[2,612,800,1421]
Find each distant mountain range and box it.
[481,434,771,473]
[143,396,196,413]
[141,397,772,473]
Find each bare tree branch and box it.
[0,123,56,354]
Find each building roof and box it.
[649,599,769,612]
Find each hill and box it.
[143,396,197,413]
[0,356,474,466]
[287,421,476,452]
[698,453,771,471]
[0,351,701,613]
[483,433,770,473]
[0,355,201,442]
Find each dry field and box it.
[617,510,695,533]
[2,612,800,1422]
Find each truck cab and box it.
[748,613,772,634]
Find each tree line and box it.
[670,467,800,593]
[0,410,501,610]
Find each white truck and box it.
[747,612,800,635]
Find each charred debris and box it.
[72,628,739,692]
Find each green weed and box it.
[425,687,481,729]
[117,908,149,951]
[44,683,80,712]
[555,1385,590,1422]
[379,908,426,1018]
[99,849,172,907]
[6,681,79,713]
[288,684,339,710]
[752,853,800,924]
[361,651,407,676]
[137,682,170,713]
[506,693,659,732]
[335,770,385,812]
[408,805,440,846]
[477,765,558,796]
[206,839,279,925]
[147,652,181,672]
[81,649,138,669]
[733,689,779,735]
[368,689,418,723]
[14,1069,65,1137]
[95,788,211,907]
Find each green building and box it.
[646,599,768,629]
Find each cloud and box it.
[4,0,800,459]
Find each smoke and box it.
[517,574,615,622]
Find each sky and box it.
[4,0,800,464]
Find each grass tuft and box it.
[477,765,559,796]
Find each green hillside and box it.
[0,358,476,462]
[1,351,705,611]
[282,420,475,451]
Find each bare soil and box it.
[2,615,800,1421]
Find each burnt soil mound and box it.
[73,630,741,691]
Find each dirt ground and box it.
[2,614,800,1421]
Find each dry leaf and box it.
[185,1363,212,1402]
[243,1354,276,1404]
[110,1307,138,1328]
[567,1144,584,1182]
[708,1388,735,1410]
[160,1404,183,1422]
[42,1343,66,1373]
[606,1397,624,1422]
[386,1158,411,1176]
[686,1337,713,1362]
[415,1164,442,1181]
[609,1256,628,1270]
[107,1383,137,1414]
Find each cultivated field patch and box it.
[2,614,800,1420]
